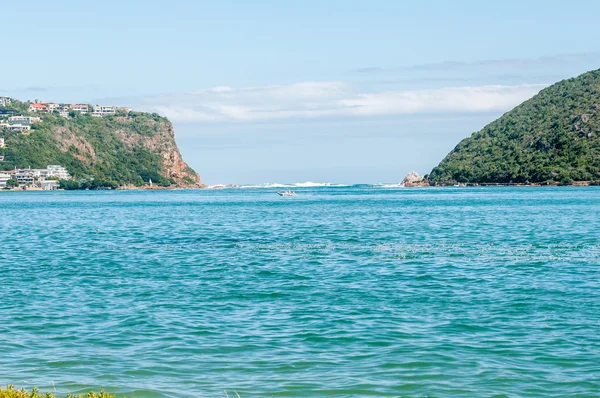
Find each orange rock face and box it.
[51,115,201,187]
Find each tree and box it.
[59,180,80,190]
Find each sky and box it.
[3,0,600,184]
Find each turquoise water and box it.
[1,187,600,397]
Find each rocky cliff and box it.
[0,105,201,187]
[402,171,425,186]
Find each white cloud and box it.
[340,85,545,116]
[135,82,546,123]
[208,86,234,93]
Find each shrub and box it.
[0,385,114,398]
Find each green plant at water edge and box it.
[0,385,114,398]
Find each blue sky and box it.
[3,0,600,184]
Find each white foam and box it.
[373,183,405,188]
[237,182,348,189]
[238,183,292,189]
[291,181,347,188]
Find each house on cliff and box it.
[29,103,48,112]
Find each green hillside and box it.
[429,69,600,184]
[0,101,200,187]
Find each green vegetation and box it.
[0,386,113,398]
[3,100,29,114]
[59,179,118,190]
[0,100,200,188]
[5,179,18,188]
[429,68,600,184]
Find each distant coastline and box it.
[0,96,201,190]
[3,180,599,192]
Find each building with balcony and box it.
[8,115,41,124]
[45,165,72,180]
[0,172,10,188]
[13,169,35,185]
[46,103,60,112]
[70,104,89,114]
[92,105,116,117]
[0,123,31,132]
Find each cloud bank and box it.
[136,82,546,123]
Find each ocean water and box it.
[1,187,599,397]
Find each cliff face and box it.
[96,115,200,186]
[0,110,201,187]
[429,68,600,184]
[139,121,201,185]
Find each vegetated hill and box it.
[0,102,201,187]
[429,69,600,185]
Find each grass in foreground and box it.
[0,386,114,398]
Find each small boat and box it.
[277,189,297,197]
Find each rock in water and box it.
[402,171,423,186]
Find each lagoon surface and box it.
[1,187,600,397]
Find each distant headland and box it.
[0,97,201,190]
[426,68,600,186]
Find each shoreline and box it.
[3,182,600,192]
[408,181,600,187]
[0,186,206,192]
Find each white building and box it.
[57,106,70,118]
[70,104,89,114]
[0,172,10,188]
[8,115,41,124]
[10,165,71,186]
[13,169,35,185]
[40,180,60,190]
[0,123,31,132]
[46,103,60,112]
[45,165,72,180]
[28,165,72,180]
[0,137,5,148]
[92,105,116,117]
[0,97,11,107]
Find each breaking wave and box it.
[372,183,405,188]
[238,182,348,189]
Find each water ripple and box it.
[1,187,599,397]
